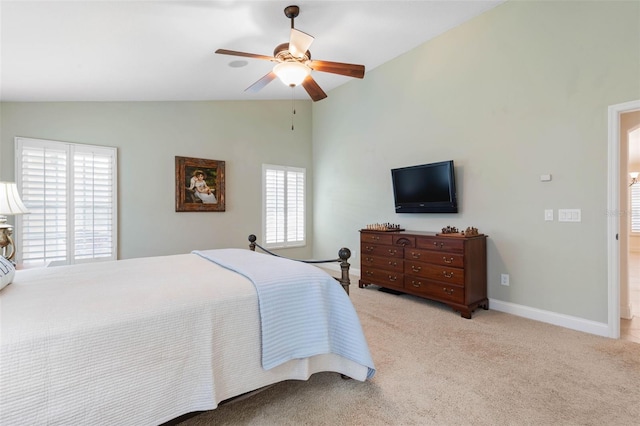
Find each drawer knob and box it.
[366,271,374,276]
[365,257,373,262]
[443,287,454,295]
[443,271,454,279]
[388,275,397,282]
[411,252,420,259]
[443,257,454,264]
[388,249,397,255]
[433,241,445,248]
[388,261,397,266]
[412,280,422,288]
[411,265,422,272]
[365,246,373,252]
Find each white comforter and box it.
[0,253,370,425]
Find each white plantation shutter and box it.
[15,137,117,267]
[287,170,304,243]
[264,168,285,245]
[18,142,68,265]
[632,183,640,233]
[263,164,305,248]
[73,149,116,260]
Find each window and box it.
[262,164,305,248]
[15,137,117,267]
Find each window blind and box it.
[15,137,117,267]
[263,164,305,248]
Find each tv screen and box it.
[391,160,458,213]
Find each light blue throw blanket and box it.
[193,249,375,379]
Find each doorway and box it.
[621,120,640,342]
[607,99,640,339]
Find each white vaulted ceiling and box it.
[0,0,504,102]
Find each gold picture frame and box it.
[175,156,225,212]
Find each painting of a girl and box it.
[175,156,225,212]
[188,169,217,203]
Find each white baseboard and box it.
[620,304,633,320]
[489,299,610,338]
[323,265,611,338]
[318,263,359,276]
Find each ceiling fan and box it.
[215,5,365,102]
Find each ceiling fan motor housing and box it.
[274,43,310,62]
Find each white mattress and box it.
[0,254,368,425]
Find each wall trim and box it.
[608,99,640,339]
[489,299,610,338]
[333,267,611,338]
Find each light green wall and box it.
[0,101,314,260]
[2,1,639,326]
[311,0,640,323]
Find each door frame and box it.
[608,99,640,338]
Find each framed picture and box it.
[175,156,225,212]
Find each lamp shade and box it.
[630,172,639,180]
[0,182,29,216]
[273,61,311,87]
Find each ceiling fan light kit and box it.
[273,62,310,87]
[215,4,365,101]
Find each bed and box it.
[0,235,375,425]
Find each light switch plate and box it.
[558,209,581,222]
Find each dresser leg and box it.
[359,281,371,288]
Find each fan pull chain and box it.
[291,86,296,131]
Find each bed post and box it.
[338,247,351,295]
[248,234,257,251]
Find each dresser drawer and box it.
[415,236,464,253]
[361,254,403,272]
[360,232,394,245]
[361,266,403,290]
[404,277,464,304]
[361,243,403,258]
[393,235,415,248]
[405,261,465,286]
[405,248,464,268]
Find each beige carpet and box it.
[180,285,640,425]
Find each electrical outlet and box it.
[501,274,510,286]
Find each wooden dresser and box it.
[359,230,488,318]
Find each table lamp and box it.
[0,182,30,262]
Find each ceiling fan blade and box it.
[215,49,276,62]
[308,60,365,79]
[289,28,314,59]
[245,71,277,93]
[301,75,327,102]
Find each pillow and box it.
[0,256,15,291]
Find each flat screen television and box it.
[391,160,458,213]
